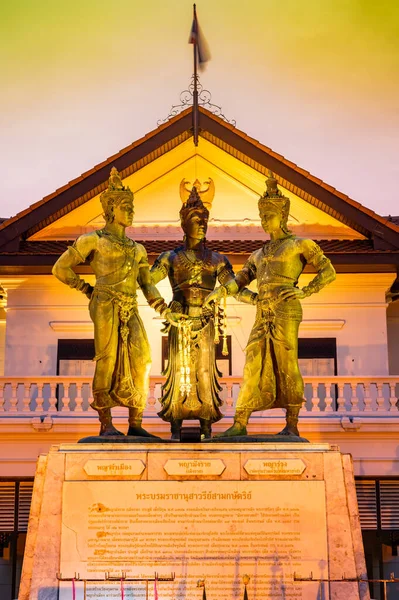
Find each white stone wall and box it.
[387,300,399,375]
[1,272,395,377]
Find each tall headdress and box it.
[258,171,291,233]
[100,167,134,222]
[180,186,209,225]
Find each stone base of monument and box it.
[19,442,369,600]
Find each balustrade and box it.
[0,375,397,416]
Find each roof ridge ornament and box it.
[179,177,215,210]
[157,75,236,128]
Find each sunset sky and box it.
[1,0,398,218]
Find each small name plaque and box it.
[244,458,306,476]
[164,459,226,476]
[83,459,145,477]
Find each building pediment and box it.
[0,107,398,257]
[28,138,364,242]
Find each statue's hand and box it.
[165,311,189,327]
[203,287,224,309]
[82,283,94,299]
[278,287,306,301]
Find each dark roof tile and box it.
[1,238,396,257]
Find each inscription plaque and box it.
[244,458,306,476]
[83,460,145,478]
[163,458,226,476]
[60,480,328,599]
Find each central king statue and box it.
[205,172,336,437]
[151,187,255,440]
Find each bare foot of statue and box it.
[127,425,159,438]
[214,422,247,438]
[277,423,300,437]
[99,424,125,437]
[200,419,212,440]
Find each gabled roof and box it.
[1,107,399,252]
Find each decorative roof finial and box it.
[179,177,215,209]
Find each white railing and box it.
[0,376,398,415]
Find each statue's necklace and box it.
[263,234,294,258]
[99,229,136,256]
[179,246,211,270]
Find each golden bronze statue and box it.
[52,167,182,437]
[151,187,256,439]
[205,172,336,437]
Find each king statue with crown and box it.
[151,186,255,440]
[205,172,336,438]
[52,167,183,437]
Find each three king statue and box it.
[52,167,336,439]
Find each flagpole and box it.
[192,3,199,146]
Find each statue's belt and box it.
[93,285,138,311]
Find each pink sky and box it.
[1,0,398,219]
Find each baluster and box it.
[225,383,234,415]
[363,382,373,412]
[0,382,5,412]
[10,382,18,413]
[324,382,333,413]
[389,382,398,412]
[376,383,386,412]
[60,382,70,412]
[310,383,320,412]
[75,383,83,412]
[48,383,57,413]
[22,383,32,413]
[147,383,157,413]
[36,383,44,412]
[350,383,359,412]
[337,383,346,413]
[87,386,94,409]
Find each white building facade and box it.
[0,108,399,599]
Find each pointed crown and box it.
[180,186,209,224]
[258,171,290,226]
[100,167,133,221]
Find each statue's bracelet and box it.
[220,285,229,297]
[69,277,87,293]
[301,285,319,298]
[160,306,172,318]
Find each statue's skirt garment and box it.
[89,286,151,410]
[158,316,223,423]
[235,298,304,413]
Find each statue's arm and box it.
[300,240,336,297]
[52,233,97,298]
[137,245,167,308]
[205,253,257,307]
[137,246,183,327]
[150,252,171,285]
[280,240,336,302]
[217,256,257,305]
